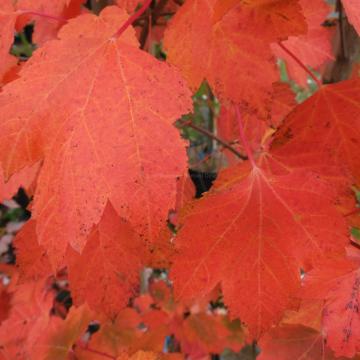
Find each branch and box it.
[179,120,248,160]
[277,41,322,88]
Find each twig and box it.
[112,0,152,38]
[277,41,322,88]
[179,120,247,160]
[235,105,256,167]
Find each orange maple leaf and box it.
[68,203,143,316]
[0,6,192,268]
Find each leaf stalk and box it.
[16,10,67,23]
[277,41,323,88]
[112,0,153,39]
[235,105,257,167]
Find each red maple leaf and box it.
[171,154,348,337]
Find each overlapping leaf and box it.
[212,0,307,40]
[68,203,143,316]
[342,0,360,36]
[281,299,324,331]
[0,162,39,202]
[0,277,54,359]
[175,173,195,213]
[173,313,245,357]
[0,0,86,86]
[322,267,360,358]
[164,0,305,116]
[272,0,333,86]
[16,0,86,45]
[0,6,192,267]
[171,155,348,337]
[0,0,18,81]
[272,80,360,185]
[32,304,94,360]
[14,220,52,282]
[258,324,352,360]
[216,83,295,165]
[74,308,142,359]
[302,253,360,357]
[0,285,11,325]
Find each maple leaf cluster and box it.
[0,0,360,359]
